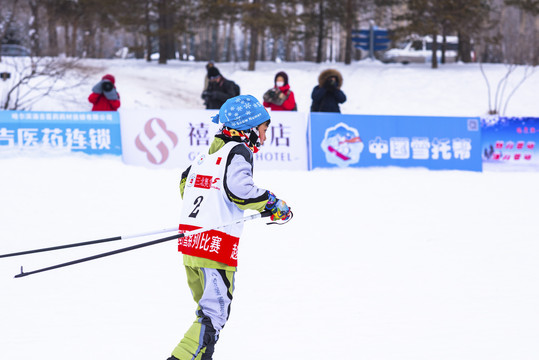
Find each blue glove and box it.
[92,81,104,94]
[265,191,291,221]
[103,87,119,100]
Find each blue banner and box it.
[481,117,539,170]
[0,111,122,155]
[310,113,482,171]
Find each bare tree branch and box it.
[1,56,88,110]
[502,65,536,115]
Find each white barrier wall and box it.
[119,109,309,171]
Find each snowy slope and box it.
[1,156,539,360]
[1,60,539,360]
[31,59,539,117]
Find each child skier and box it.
[168,95,292,360]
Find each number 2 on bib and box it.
[188,196,204,218]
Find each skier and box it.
[168,95,292,360]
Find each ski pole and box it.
[14,211,272,279]
[0,227,179,259]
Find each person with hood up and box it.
[167,94,292,360]
[262,71,297,111]
[201,66,239,110]
[88,74,121,111]
[310,68,346,113]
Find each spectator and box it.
[263,71,297,111]
[88,74,120,111]
[310,69,346,113]
[201,67,238,109]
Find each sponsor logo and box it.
[197,153,206,165]
[211,177,221,190]
[321,122,364,167]
[186,173,197,187]
[194,174,213,189]
[135,118,178,165]
[187,174,220,190]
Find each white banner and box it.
[119,109,308,171]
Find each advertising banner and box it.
[310,113,482,171]
[0,110,121,155]
[481,117,539,170]
[120,109,308,171]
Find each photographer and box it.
[201,67,238,110]
[88,74,121,111]
[310,69,346,113]
[262,71,296,111]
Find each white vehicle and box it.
[382,35,461,64]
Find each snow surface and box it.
[1,60,539,360]
[29,58,538,117]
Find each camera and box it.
[102,81,114,92]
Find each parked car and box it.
[0,44,31,57]
[382,35,463,64]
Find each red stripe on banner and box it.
[178,224,239,266]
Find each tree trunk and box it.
[344,0,353,65]
[98,27,105,58]
[241,30,248,61]
[167,12,176,59]
[441,31,446,64]
[315,0,324,63]
[210,24,218,61]
[271,34,279,61]
[29,0,41,56]
[458,32,472,63]
[431,32,438,69]
[46,1,59,56]
[259,29,266,61]
[63,22,70,57]
[145,0,152,61]
[71,20,78,57]
[285,32,294,61]
[248,26,258,70]
[216,23,225,62]
[226,18,236,62]
[158,0,168,64]
[83,21,96,58]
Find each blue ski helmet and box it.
[211,95,270,130]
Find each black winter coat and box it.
[310,68,346,113]
[310,86,347,113]
[202,78,237,109]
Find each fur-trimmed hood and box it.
[318,69,343,89]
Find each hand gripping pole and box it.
[14,211,272,278]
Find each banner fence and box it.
[2,110,538,172]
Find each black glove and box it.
[92,80,104,94]
[202,90,215,100]
[324,77,338,91]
